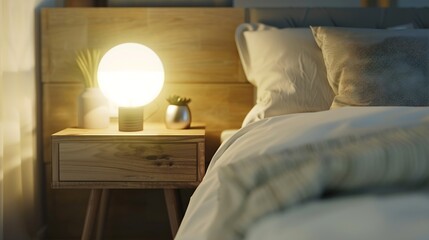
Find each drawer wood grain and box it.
[51,123,205,188]
[59,142,197,182]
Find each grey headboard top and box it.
[246,8,429,28]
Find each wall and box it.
[0,0,64,239]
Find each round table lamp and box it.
[97,43,164,131]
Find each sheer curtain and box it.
[0,0,59,239]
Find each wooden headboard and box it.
[41,8,253,166]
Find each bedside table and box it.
[51,123,205,240]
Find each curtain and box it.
[0,0,60,238]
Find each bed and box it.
[176,8,429,240]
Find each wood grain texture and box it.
[41,8,246,84]
[58,142,197,182]
[53,122,206,136]
[52,124,205,188]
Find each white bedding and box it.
[176,107,429,240]
[246,191,429,240]
[220,129,240,143]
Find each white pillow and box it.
[236,23,334,126]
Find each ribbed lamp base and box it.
[118,106,144,131]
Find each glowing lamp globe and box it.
[98,43,164,131]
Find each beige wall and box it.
[0,0,65,239]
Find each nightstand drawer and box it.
[58,142,197,182]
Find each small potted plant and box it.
[165,95,192,129]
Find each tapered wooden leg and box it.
[164,189,183,238]
[95,189,110,240]
[82,189,102,240]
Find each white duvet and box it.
[176,107,429,240]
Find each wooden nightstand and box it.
[51,123,205,240]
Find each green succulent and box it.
[166,95,191,106]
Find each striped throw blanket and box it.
[208,122,429,240]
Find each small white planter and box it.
[77,88,109,129]
[165,105,191,129]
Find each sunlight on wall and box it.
[0,2,4,238]
[0,0,61,239]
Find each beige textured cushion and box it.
[311,27,429,108]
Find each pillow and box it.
[311,26,429,108]
[236,23,334,126]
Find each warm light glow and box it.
[97,43,164,107]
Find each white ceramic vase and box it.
[165,105,191,129]
[77,88,109,129]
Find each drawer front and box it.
[58,142,197,182]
